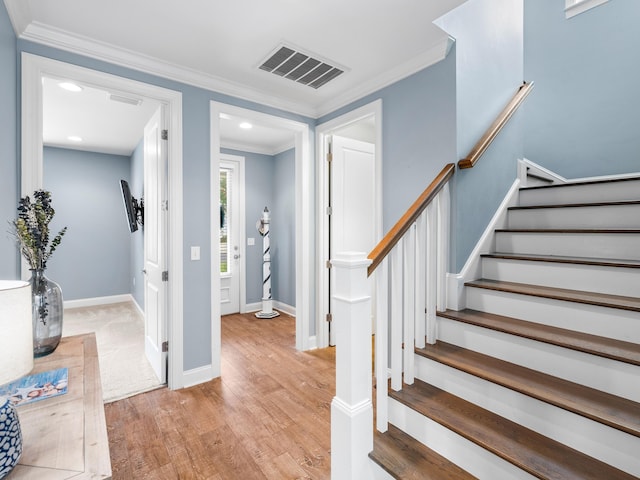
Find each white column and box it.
[331,252,373,480]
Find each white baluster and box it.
[437,185,450,311]
[390,245,403,392]
[403,228,415,385]
[415,212,427,349]
[426,202,438,344]
[375,257,389,433]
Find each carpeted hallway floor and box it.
[63,301,164,402]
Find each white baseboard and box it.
[446,178,521,311]
[182,364,217,388]
[245,301,296,317]
[64,294,134,310]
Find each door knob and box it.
[233,254,240,259]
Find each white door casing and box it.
[219,155,245,315]
[143,107,168,383]
[329,135,376,345]
[316,99,383,349]
[21,54,186,389]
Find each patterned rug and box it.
[63,301,164,402]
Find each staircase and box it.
[369,176,640,479]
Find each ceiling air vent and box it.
[259,45,346,89]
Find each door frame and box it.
[21,53,185,389]
[315,100,383,348]
[219,153,246,315]
[210,101,312,377]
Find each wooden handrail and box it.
[367,163,455,276]
[458,81,534,170]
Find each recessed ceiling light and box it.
[219,113,230,120]
[239,122,252,129]
[67,136,83,142]
[58,82,83,92]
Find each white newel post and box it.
[331,252,373,480]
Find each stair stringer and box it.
[447,178,521,311]
[412,354,640,476]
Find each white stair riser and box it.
[414,356,640,477]
[388,398,537,480]
[437,317,639,402]
[519,180,640,206]
[481,258,640,297]
[508,204,640,229]
[495,231,640,260]
[465,287,640,343]
[369,460,395,480]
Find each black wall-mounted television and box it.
[120,179,139,233]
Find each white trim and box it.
[315,100,383,348]
[518,158,567,187]
[221,139,295,157]
[244,302,262,313]
[64,294,134,310]
[315,37,450,118]
[21,53,185,390]
[7,6,451,119]
[182,364,216,389]
[219,154,247,315]
[210,102,313,379]
[446,178,521,311]
[273,301,296,317]
[565,0,610,18]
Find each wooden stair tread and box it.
[495,228,640,233]
[520,176,640,191]
[465,278,640,312]
[390,379,638,480]
[509,200,640,211]
[481,252,640,269]
[437,308,640,366]
[415,341,640,437]
[370,424,477,479]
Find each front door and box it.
[220,156,242,315]
[143,106,167,383]
[329,135,376,345]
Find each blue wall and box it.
[436,0,524,271]
[271,148,296,307]
[319,51,457,237]
[0,3,18,279]
[43,147,132,301]
[221,148,276,306]
[15,40,314,371]
[524,0,640,177]
[129,139,145,309]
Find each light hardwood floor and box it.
[105,312,335,479]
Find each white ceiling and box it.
[8,0,465,154]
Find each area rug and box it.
[63,301,164,403]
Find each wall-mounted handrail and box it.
[458,81,534,170]
[367,163,455,276]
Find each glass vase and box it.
[30,269,63,357]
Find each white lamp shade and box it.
[0,280,34,385]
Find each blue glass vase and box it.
[30,269,64,357]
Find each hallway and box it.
[105,312,335,479]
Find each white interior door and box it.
[143,106,167,383]
[220,157,242,315]
[329,135,376,345]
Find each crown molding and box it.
[18,21,319,118]
[221,139,294,157]
[15,16,453,120]
[3,0,31,36]
[314,36,453,118]
[565,0,609,18]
